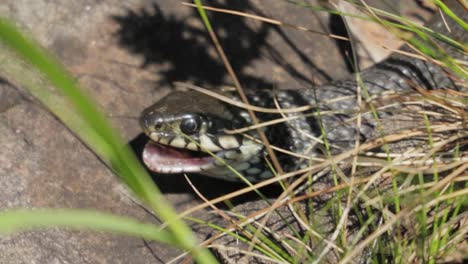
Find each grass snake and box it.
[140,3,467,182]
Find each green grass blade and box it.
[194,0,213,32]
[0,209,175,245]
[0,17,217,264]
[433,0,468,30]
[0,19,144,195]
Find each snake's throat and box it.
[143,141,214,173]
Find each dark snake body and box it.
[140,3,466,182]
[259,6,467,177]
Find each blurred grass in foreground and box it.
[0,17,217,264]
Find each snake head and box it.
[140,90,272,181]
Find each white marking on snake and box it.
[169,137,186,148]
[199,135,222,152]
[218,135,239,149]
[214,159,224,166]
[246,167,261,174]
[149,134,159,142]
[159,137,169,145]
[250,156,260,164]
[236,162,250,171]
[239,141,263,157]
[186,142,198,151]
[224,150,239,159]
[260,171,273,178]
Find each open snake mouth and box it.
[142,140,220,174]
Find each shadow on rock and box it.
[112,1,274,89]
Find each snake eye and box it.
[180,116,200,135]
[153,121,163,130]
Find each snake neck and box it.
[248,38,466,174]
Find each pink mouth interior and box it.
[142,141,214,173]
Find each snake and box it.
[140,2,467,182]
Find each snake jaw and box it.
[143,131,235,174]
[141,132,266,180]
[142,140,219,174]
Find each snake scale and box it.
[140,2,466,182]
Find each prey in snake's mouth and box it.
[140,90,268,181]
